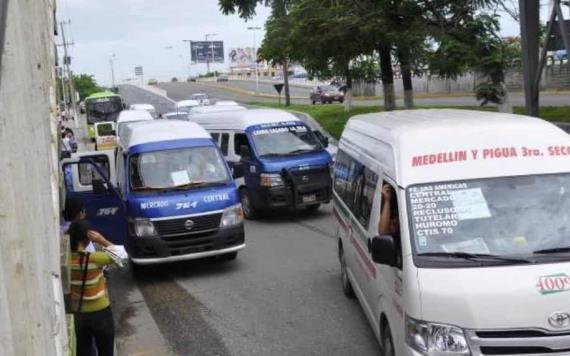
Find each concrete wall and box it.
[352,63,570,97]
[0,1,67,355]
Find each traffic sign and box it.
[134,66,143,76]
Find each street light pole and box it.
[205,33,217,76]
[109,54,116,89]
[247,26,261,94]
[183,40,193,79]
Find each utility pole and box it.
[59,20,77,122]
[205,33,217,76]
[109,54,116,89]
[247,26,261,94]
[183,40,193,79]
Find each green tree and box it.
[73,74,101,101]
[286,0,368,111]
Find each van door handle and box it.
[367,239,372,253]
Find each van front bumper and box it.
[128,224,245,265]
[253,185,331,209]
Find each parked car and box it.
[148,79,158,85]
[310,85,344,104]
[187,76,197,82]
[217,75,229,82]
[171,77,178,82]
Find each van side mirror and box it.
[232,162,244,179]
[92,179,107,195]
[239,145,251,159]
[313,130,329,148]
[371,235,396,266]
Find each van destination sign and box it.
[409,183,492,246]
[411,145,570,167]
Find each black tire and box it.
[328,101,333,104]
[382,323,396,356]
[220,251,238,261]
[312,99,316,105]
[306,204,321,211]
[339,100,344,103]
[340,247,355,298]
[240,189,258,219]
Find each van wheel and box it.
[306,204,321,211]
[220,252,238,261]
[340,248,355,298]
[240,189,258,219]
[312,99,316,105]
[382,323,395,356]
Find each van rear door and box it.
[62,151,127,245]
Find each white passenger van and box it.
[129,103,157,118]
[116,110,154,138]
[334,109,570,355]
[175,99,200,113]
[188,105,246,116]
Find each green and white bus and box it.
[84,91,124,140]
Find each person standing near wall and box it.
[69,219,116,356]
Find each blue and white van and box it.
[190,109,333,218]
[62,120,245,265]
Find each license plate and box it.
[303,194,317,203]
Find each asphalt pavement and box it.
[159,80,570,107]
[110,87,380,355]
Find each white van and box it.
[116,110,154,138]
[334,109,570,355]
[129,103,157,119]
[175,100,200,113]
[188,105,246,116]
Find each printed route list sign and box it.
[408,183,492,248]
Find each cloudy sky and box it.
[56,0,529,87]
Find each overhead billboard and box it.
[228,47,256,68]
[191,41,224,63]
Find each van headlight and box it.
[220,203,244,227]
[406,316,470,355]
[132,218,157,237]
[260,173,285,187]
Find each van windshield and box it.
[408,174,570,264]
[129,146,230,192]
[251,124,322,157]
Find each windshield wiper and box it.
[533,246,570,255]
[168,181,227,190]
[131,186,169,193]
[417,252,532,264]
[261,149,318,158]
[288,148,319,155]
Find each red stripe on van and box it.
[333,207,348,232]
[350,236,376,279]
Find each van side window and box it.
[334,150,377,228]
[78,155,110,186]
[211,132,220,143]
[220,133,229,155]
[378,182,402,268]
[234,133,250,156]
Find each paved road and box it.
[109,88,380,356]
[160,80,570,107]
